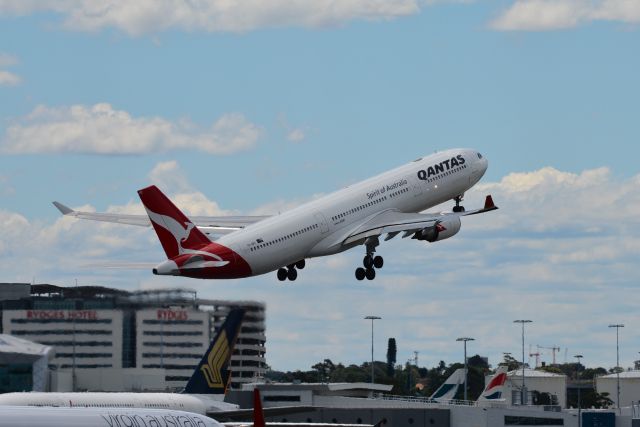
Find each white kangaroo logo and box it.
[146,209,229,267]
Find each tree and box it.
[502,353,521,371]
[386,338,397,377]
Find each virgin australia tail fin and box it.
[184,308,245,394]
[429,368,465,401]
[252,388,266,427]
[477,366,508,401]
[137,185,210,259]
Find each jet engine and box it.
[413,217,461,242]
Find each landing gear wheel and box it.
[287,268,298,281]
[373,255,384,269]
[295,259,306,270]
[355,267,366,281]
[365,268,376,280]
[277,268,288,281]
[363,255,373,269]
[453,195,465,212]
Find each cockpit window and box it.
[477,153,483,159]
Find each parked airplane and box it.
[0,406,220,427]
[0,309,245,416]
[54,148,496,281]
[477,366,508,402]
[429,368,466,402]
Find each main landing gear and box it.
[277,259,305,282]
[453,195,465,213]
[355,237,383,281]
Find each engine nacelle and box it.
[414,216,461,242]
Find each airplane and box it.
[429,368,466,402]
[0,406,221,427]
[54,148,496,281]
[477,365,508,402]
[0,309,245,416]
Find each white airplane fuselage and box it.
[0,405,220,427]
[0,392,235,415]
[214,148,487,276]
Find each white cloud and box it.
[1,103,261,155]
[2,165,640,371]
[0,0,421,35]
[0,53,18,67]
[0,71,21,86]
[0,53,21,86]
[491,0,640,31]
[287,128,306,143]
[0,175,14,195]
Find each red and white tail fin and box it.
[477,365,508,402]
[252,388,266,427]
[137,185,210,259]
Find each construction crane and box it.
[537,345,561,365]
[529,351,541,368]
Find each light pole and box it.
[365,316,381,384]
[514,320,532,405]
[608,324,624,409]
[456,337,475,401]
[574,354,583,427]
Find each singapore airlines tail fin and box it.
[429,368,465,401]
[184,308,245,395]
[137,185,210,259]
[477,366,508,402]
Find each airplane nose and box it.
[481,157,488,173]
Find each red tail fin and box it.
[137,185,210,259]
[253,388,265,427]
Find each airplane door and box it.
[314,212,329,234]
[407,174,422,196]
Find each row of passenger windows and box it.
[250,223,319,252]
[389,187,410,198]
[422,164,467,183]
[331,196,388,222]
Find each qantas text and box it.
[417,155,466,180]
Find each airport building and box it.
[503,368,567,407]
[596,371,640,408]
[0,283,266,391]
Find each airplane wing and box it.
[52,202,270,235]
[342,195,497,245]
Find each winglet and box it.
[52,201,74,215]
[484,195,496,210]
[253,388,266,427]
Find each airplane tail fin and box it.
[137,185,210,259]
[477,365,508,401]
[253,388,266,427]
[184,308,245,394]
[429,368,465,401]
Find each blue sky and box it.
[1,1,639,372]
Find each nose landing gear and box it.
[453,195,465,213]
[277,259,306,282]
